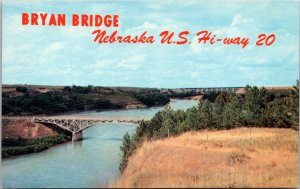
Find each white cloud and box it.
[127,21,158,33]
[93,59,114,69]
[42,42,66,56]
[117,54,145,70]
[145,0,203,10]
[231,14,254,27]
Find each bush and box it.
[136,93,170,106]
[94,99,113,109]
[202,91,220,102]
[119,132,136,172]
[2,134,70,158]
[16,86,27,93]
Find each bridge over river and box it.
[3,116,147,141]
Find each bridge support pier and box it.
[72,131,83,141]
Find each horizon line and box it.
[1,83,295,89]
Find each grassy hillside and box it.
[111,128,298,188]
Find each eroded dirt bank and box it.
[2,118,66,139]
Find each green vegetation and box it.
[2,134,70,158]
[16,86,28,93]
[64,85,93,94]
[134,93,170,106]
[119,84,299,172]
[3,85,123,115]
[3,85,200,116]
[167,90,200,99]
[202,91,221,102]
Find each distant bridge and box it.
[180,87,243,93]
[3,116,145,141]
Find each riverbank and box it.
[2,118,72,158]
[2,118,68,139]
[171,95,202,100]
[111,127,298,188]
[3,84,202,116]
[2,134,71,158]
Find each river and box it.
[2,99,198,188]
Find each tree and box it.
[212,92,231,129]
[197,101,213,130]
[202,91,221,102]
[242,86,270,126]
[94,99,112,109]
[160,105,176,137]
[2,102,13,115]
[63,86,71,91]
[16,86,27,93]
[221,94,242,129]
[288,81,299,129]
[181,107,200,131]
[119,132,133,172]
[264,98,292,128]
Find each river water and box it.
[2,99,198,188]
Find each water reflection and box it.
[73,140,83,147]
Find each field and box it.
[111,127,298,188]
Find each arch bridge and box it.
[3,116,144,141]
[33,117,144,141]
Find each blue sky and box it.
[2,0,299,88]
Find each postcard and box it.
[1,0,299,188]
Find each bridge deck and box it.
[2,116,148,122]
[2,116,147,134]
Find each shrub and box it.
[2,134,70,158]
[16,86,27,93]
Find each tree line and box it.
[3,92,120,115]
[2,134,70,158]
[4,85,200,116]
[133,89,202,106]
[119,84,299,172]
